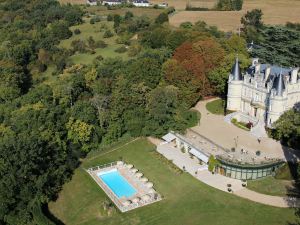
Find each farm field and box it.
[48,138,297,225]
[169,0,300,31]
[59,0,300,31]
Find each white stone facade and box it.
[227,58,300,127]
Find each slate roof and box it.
[231,57,242,81]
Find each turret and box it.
[232,57,242,81]
[267,72,287,126]
[272,72,285,96]
[227,57,243,111]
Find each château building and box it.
[227,58,300,127]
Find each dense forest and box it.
[0,0,299,224]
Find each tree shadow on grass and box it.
[283,146,300,225]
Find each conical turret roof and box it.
[231,57,242,81]
[272,71,285,96]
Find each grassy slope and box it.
[49,138,296,225]
[59,20,129,64]
[206,99,225,115]
[247,177,295,197]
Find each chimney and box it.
[291,68,299,84]
[265,66,271,80]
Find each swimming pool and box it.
[98,169,137,198]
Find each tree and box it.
[166,30,189,51]
[216,0,243,11]
[49,20,73,40]
[180,22,193,29]
[0,98,79,224]
[155,13,169,24]
[162,59,200,106]
[144,85,194,136]
[251,25,300,67]
[124,11,134,20]
[234,0,243,10]
[126,57,162,88]
[113,14,122,28]
[272,109,300,149]
[71,39,87,53]
[222,34,249,57]
[38,49,50,65]
[66,117,94,149]
[87,36,96,50]
[140,27,171,48]
[103,30,114,38]
[173,38,225,98]
[241,9,263,29]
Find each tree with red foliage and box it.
[170,38,225,104]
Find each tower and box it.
[227,57,243,111]
[267,72,287,126]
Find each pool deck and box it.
[87,162,162,212]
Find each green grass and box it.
[49,138,296,225]
[231,118,250,131]
[275,163,297,180]
[206,99,225,115]
[247,177,296,197]
[59,20,130,64]
[184,109,201,127]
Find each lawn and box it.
[275,163,297,180]
[206,99,225,115]
[247,176,297,197]
[49,138,297,225]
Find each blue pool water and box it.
[99,170,137,198]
